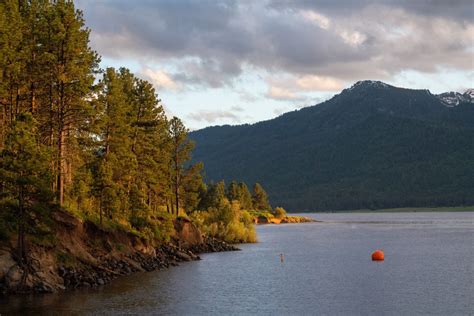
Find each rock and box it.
[5,265,23,289]
[175,251,192,262]
[0,249,16,281]
[174,218,204,247]
[36,281,54,293]
[97,278,104,285]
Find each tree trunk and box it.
[0,102,5,149]
[174,141,180,218]
[175,181,179,218]
[57,126,65,205]
[17,183,26,267]
[30,82,36,113]
[99,195,103,226]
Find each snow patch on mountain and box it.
[349,80,391,90]
[464,88,474,99]
[436,90,473,107]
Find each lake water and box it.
[1,212,473,315]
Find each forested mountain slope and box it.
[190,81,474,211]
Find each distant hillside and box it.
[190,81,474,211]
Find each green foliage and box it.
[227,181,240,202]
[225,181,253,210]
[199,180,226,210]
[0,114,53,224]
[252,183,271,211]
[168,117,202,217]
[0,0,260,248]
[237,182,253,210]
[191,199,257,243]
[273,207,287,219]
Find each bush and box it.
[273,207,287,219]
[128,211,175,242]
[190,200,257,243]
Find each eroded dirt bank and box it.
[0,210,238,295]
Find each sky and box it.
[75,0,474,130]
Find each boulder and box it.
[0,249,16,281]
[5,265,23,289]
[174,218,203,247]
[175,251,192,262]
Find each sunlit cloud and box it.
[140,67,180,91]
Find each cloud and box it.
[230,105,244,112]
[296,75,343,91]
[301,10,331,29]
[76,0,474,89]
[265,74,342,102]
[187,109,242,123]
[266,86,302,101]
[140,67,180,90]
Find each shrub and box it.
[190,202,257,243]
[273,207,287,219]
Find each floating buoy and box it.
[372,249,384,261]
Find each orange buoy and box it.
[371,249,384,261]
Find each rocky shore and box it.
[0,211,239,295]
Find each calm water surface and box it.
[1,212,473,315]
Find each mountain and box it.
[190,81,474,211]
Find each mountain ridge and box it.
[190,81,474,211]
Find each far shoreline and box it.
[289,206,474,214]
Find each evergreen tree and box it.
[0,0,26,148]
[43,0,99,205]
[168,116,194,217]
[0,113,52,268]
[238,182,253,210]
[199,180,226,210]
[227,181,240,203]
[128,77,168,213]
[252,183,271,211]
[93,68,134,222]
[181,162,204,213]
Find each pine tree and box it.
[238,182,253,210]
[181,162,204,212]
[0,0,27,148]
[42,0,99,205]
[199,180,226,210]
[168,116,195,217]
[0,113,52,269]
[128,77,168,213]
[227,181,240,203]
[93,68,134,222]
[252,183,271,211]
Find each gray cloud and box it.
[77,0,474,89]
[187,109,242,123]
[268,0,474,21]
[230,105,244,112]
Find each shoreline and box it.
[56,236,239,294]
[0,211,239,296]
